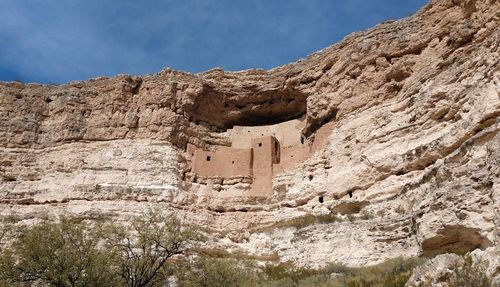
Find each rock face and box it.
[405,253,466,287]
[0,0,499,269]
[405,246,500,286]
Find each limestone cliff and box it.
[0,0,499,269]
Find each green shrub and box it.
[174,255,426,287]
[106,209,201,287]
[0,217,120,287]
[0,211,202,287]
[258,257,426,287]
[261,263,321,284]
[0,223,8,252]
[0,213,436,287]
[336,257,426,287]
[447,255,493,287]
[175,257,259,287]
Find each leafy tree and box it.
[107,210,201,287]
[0,217,120,287]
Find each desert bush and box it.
[174,256,426,287]
[258,257,425,287]
[0,211,202,287]
[0,216,18,250]
[0,217,120,287]
[0,249,17,287]
[447,255,493,287]
[175,256,259,287]
[333,257,426,287]
[263,258,424,287]
[0,223,8,251]
[106,209,201,287]
[0,211,435,287]
[261,263,321,284]
[0,221,13,287]
[414,254,495,287]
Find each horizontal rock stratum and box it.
[0,0,499,271]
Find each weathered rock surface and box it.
[0,0,499,270]
[472,246,500,285]
[405,253,465,287]
[405,246,500,286]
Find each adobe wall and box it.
[249,136,278,197]
[251,136,279,168]
[188,118,333,197]
[273,144,311,174]
[219,146,254,178]
[191,146,252,178]
[231,118,305,149]
[186,143,197,160]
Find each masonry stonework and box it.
[191,147,252,178]
[231,118,305,148]
[187,118,331,197]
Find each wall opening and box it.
[308,175,313,181]
[206,156,211,161]
[348,191,353,198]
[258,143,262,147]
[232,161,235,164]
[274,140,280,164]
[319,196,324,203]
[301,136,304,144]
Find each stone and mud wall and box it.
[186,118,332,197]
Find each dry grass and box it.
[255,213,341,233]
[174,256,428,287]
[196,247,280,262]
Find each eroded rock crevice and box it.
[187,83,308,130]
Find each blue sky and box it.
[0,0,428,84]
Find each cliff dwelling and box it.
[185,118,333,197]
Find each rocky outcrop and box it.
[405,253,466,287]
[0,0,499,269]
[405,246,500,286]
